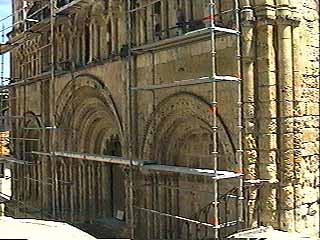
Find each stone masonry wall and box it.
[7,0,320,238]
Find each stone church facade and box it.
[5,0,320,238]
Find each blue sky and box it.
[0,0,12,81]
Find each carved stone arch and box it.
[138,93,241,239]
[16,111,45,157]
[141,92,236,170]
[55,75,126,222]
[55,74,124,152]
[75,106,117,152]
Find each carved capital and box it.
[276,15,301,27]
[241,8,256,25]
[276,7,301,26]
[254,5,277,26]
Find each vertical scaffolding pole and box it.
[0,25,5,125]
[209,0,219,238]
[234,0,244,227]
[126,0,135,238]
[0,25,4,87]
[21,0,28,218]
[50,0,57,218]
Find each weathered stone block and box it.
[302,128,319,142]
[257,101,277,118]
[259,134,278,150]
[259,150,277,164]
[258,85,277,101]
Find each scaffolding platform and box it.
[56,0,94,15]
[32,151,158,166]
[141,164,243,180]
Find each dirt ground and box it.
[0,217,97,240]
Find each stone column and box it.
[89,22,94,62]
[100,18,108,59]
[255,2,279,228]
[276,2,295,231]
[111,17,117,54]
[240,0,257,227]
[291,5,304,232]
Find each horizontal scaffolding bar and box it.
[23,126,57,130]
[132,26,239,53]
[0,5,27,23]
[24,176,53,186]
[24,127,74,132]
[135,206,219,228]
[131,76,240,91]
[56,0,94,14]
[27,4,50,19]
[0,156,36,165]
[184,26,239,36]
[135,206,239,229]
[1,174,72,186]
[8,137,40,141]
[0,175,19,182]
[244,179,279,185]
[0,192,11,203]
[141,165,243,180]
[31,151,158,166]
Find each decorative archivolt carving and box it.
[55,74,124,148]
[141,92,236,165]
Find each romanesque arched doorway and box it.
[55,74,125,223]
[138,93,238,239]
[12,112,44,218]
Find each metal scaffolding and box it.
[0,0,93,220]
[126,0,243,238]
[0,0,251,238]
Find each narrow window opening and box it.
[107,21,112,57]
[155,2,161,14]
[84,24,90,64]
[97,25,101,60]
[154,2,161,40]
[32,53,37,76]
[78,35,83,66]
[114,19,119,54]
